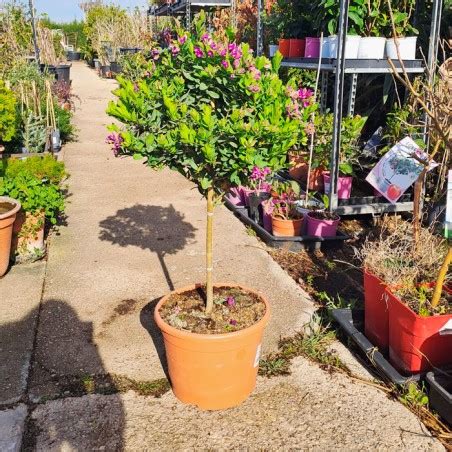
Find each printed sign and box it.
[446,170,452,240]
[366,137,437,204]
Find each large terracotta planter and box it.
[154,283,270,410]
[386,286,452,373]
[0,197,21,277]
[271,216,303,236]
[11,210,45,259]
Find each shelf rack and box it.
[279,0,443,217]
[149,0,231,29]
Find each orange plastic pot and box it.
[271,216,303,237]
[278,39,290,58]
[154,283,270,410]
[363,269,389,353]
[288,153,325,190]
[0,197,21,277]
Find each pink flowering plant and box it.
[248,166,272,192]
[270,180,302,221]
[106,13,317,313]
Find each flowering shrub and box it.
[248,166,272,192]
[107,13,316,192]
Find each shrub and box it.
[0,80,18,143]
[0,156,67,224]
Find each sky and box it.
[33,0,149,22]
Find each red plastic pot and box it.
[289,39,305,57]
[363,269,389,353]
[278,39,290,58]
[387,286,452,373]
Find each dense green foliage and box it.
[107,16,316,193]
[0,156,67,223]
[0,80,18,143]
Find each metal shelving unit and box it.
[149,0,231,29]
[278,0,444,216]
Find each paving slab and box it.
[29,62,314,399]
[30,358,443,451]
[0,404,28,452]
[0,262,45,405]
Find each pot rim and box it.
[0,196,21,220]
[154,283,270,340]
[271,215,303,222]
[306,210,340,222]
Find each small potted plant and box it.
[384,0,418,60]
[246,166,272,223]
[323,115,365,199]
[271,180,303,236]
[306,195,340,237]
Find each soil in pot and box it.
[159,286,266,334]
[155,283,270,410]
[0,202,15,214]
[306,211,340,237]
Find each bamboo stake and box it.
[205,186,214,314]
[431,247,452,308]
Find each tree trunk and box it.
[205,187,214,315]
[431,246,452,308]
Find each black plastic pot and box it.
[100,65,111,78]
[66,51,81,61]
[39,64,57,77]
[248,191,271,223]
[110,62,122,74]
[426,370,452,426]
[55,64,71,83]
[119,47,142,55]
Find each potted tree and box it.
[107,16,309,409]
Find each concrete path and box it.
[0,62,444,450]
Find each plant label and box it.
[446,170,452,240]
[366,137,437,204]
[253,344,262,368]
[439,319,452,336]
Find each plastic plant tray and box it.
[426,370,452,426]
[224,198,349,252]
[331,308,422,385]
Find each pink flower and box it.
[226,296,236,307]
[178,35,187,44]
[106,132,123,157]
[201,33,210,42]
[221,60,229,69]
[151,49,160,60]
[233,59,240,69]
[169,44,180,55]
[194,47,204,58]
[298,87,313,100]
[207,50,214,57]
[248,84,260,93]
[229,319,237,326]
[210,42,218,50]
[220,48,227,57]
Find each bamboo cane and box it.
[431,246,452,308]
[205,186,214,315]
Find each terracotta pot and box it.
[278,39,290,58]
[0,197,21,277]
[271,216,303,237]
[154,283,270,410]
[288,153,325,191]
[11,210,45,259]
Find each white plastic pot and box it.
[269,44,279,57]
[327,35,361,59]
[357,37,386,59]
[321,37,331,58]
[385,36,417,60]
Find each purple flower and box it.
[207,50,214,57]
[233,59,240,69]
[229,319,237,326]
[226,296,236,307]
[220,48,227,57]
[169,44,180,55]
[151,48,160,60]
[106,132,123,157]
[194,47,204,58]
[210,42,218,50]
[248,84,260,93]
[178,35,187,44]
[221,60,229,69]
[201,33,210,42]
[298,87,314,104]
[250,65,261,80]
